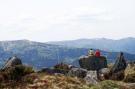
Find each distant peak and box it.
[0,39,30,42]
[16,39,30,42]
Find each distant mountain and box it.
[47,37,135,54]
[0,40,134,69]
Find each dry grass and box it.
[0,63,135,89]
[91,80,129,89]
[0,72,132,89]
[107,63,114,70]
[26,73,88,89]
[124,64,135,83]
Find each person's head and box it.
[90,49,93,50]
[119,52,123,56]
[96,49,100,51]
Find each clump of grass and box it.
[22,74,37,84]
[54,62,70,71]
[0,65,35,88]
[107,63,114,70]
[90,80,127,89]
[124,64,135,83]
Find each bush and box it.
[54,63,70,71]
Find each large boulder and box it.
[84,71,98,85]
[111,52,127,73]
[110,52,127,80]
[68,68,87,78]
[2,56,22,70]
[79,56,107,71]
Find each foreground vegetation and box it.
[0,63,134,89]
[0,72,129,89]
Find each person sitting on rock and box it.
[88,49,94,56]
[95,49,101,57]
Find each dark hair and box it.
[119,52,123,56]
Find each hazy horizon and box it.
[0,37,134,43]
[0,0,135,42]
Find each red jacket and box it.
[95,50,101,57]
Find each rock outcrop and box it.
[111,52,127,73]
[110,52,127,80]
[2,56,22,70]
[79,56,107,71]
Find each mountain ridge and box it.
[47,37,135,54]
[0,39,134,69]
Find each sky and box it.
[0,0,135,42]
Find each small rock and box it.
[84,71,98,85]
[98,68,110,80]
[68,65,76,69]
[68,68,87,78]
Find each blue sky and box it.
[0,0,135,42]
